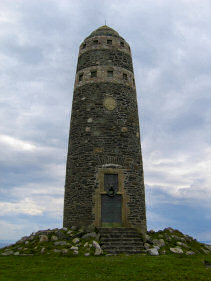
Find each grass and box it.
[0,253,211,281]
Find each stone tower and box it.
[63,25,147,233]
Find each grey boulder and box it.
[82,232,98,239]
[147,248,159,256]
[170,247,184,254]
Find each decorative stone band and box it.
[74,65,136,90]
[79,36,131,56]
[77,49,133,73]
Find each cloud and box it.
[146,188,211,242]
[0,135,37,151]
[0,198,44,216]
[0,193,63,218]
[0,220,25,241]
[197,231,211,243]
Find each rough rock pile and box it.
[0,226,210,257]
[0,226,103,257]
[144,227,211,256]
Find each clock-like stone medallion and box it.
[103,96,117,111]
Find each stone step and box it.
[103,249,145,254]
[98,228,141,233]
[100,235,142,238]
[100,233,141,237]
[101,241,144,247]
[98,227,141,232]
[99,228,138,232]
[99,230,141,234]
[102,245,144,250]
[100,237,143,243]
[99,229,141,233]
[105,249,146,254]
[98,227,144,254]
[99,230,139,234]
[100,238,143,244]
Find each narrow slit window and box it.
[82,43,86,49]
[79,73,83,81]
[107,39,112,45]
[133,78,135,86]
[120,41,124,47]
[93,40,98,44]
[107,70,113,77]
[123,73,128,80]
[91,71,97,78]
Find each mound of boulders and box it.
[1,226,210,257]
[0,226,103,257]
[144,227,211,256]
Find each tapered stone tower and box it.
[63,26,147,233]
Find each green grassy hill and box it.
[0,254,211,281]
[1,226,211,280]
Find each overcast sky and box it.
[0,0,210,243]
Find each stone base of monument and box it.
[98,228,146,254]
[1,226,210,256]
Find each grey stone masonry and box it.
[63,25,147,234]
[77,49,133,73]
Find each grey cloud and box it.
[1,36,43,64]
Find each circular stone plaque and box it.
[103,96,117,111]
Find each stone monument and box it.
[63,25,147,235]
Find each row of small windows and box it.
[79,71,133,82]
[82,40,126,49]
